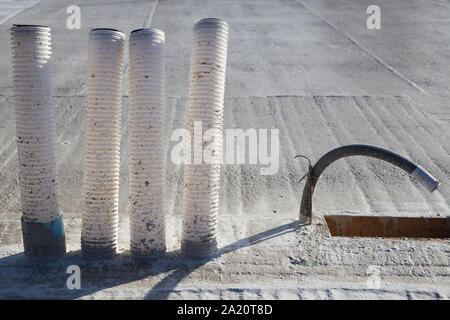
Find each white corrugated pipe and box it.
[81,28,126,259]
[181,18,229,258]
[10,25,65,261]
[128,28,166,260]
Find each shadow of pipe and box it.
[0,220,301,299]
[144,220,302,300]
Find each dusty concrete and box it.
[0,0,448,299]
[0,0,39,25]
[1,216,449,299]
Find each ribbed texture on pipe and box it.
[312,145,418,175]
[128,28,166,260]
[81,28,125,258]
[181,18,229,258]
[10,25,61,223]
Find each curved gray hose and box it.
[299,144,440,223]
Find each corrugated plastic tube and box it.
[299,144,441,224]
[128,28,166,260]
[81,28,125,259]
[10,25,66,261]
[181,18,229,258]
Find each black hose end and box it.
[299,209,312,225]
[412,166,440,192]
[300,216,312,225]
[21,212,66,262]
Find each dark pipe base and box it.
[131,248,166,263]
[181,239,217,259]
[21,212,66,262]
[81,242,116,260]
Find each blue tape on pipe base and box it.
[43,213,65,240]
[21,212,66,261]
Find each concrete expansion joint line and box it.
[0,0,42,26]
[295,0,426,94]
[143,0,159,28]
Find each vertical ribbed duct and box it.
[181,18,229,258]
[128,28,166,260]
[81,28,125,259]
[10,25,65,261]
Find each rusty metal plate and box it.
[324,215,450,239]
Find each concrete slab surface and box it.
[0,0,448,299]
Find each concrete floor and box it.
[0,0,448,299]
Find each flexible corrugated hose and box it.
[298,144,441,224]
